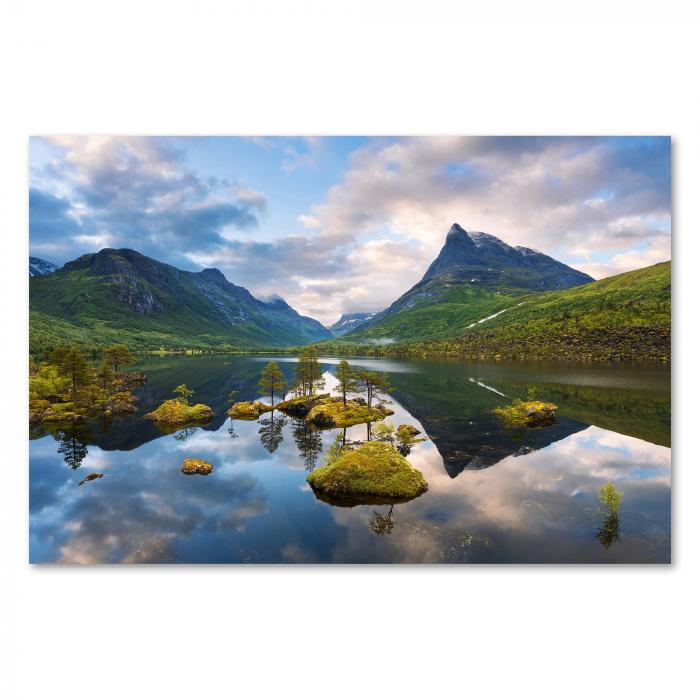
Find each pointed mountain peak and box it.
[446,222,469,239]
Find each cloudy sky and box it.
[29,135,671,326]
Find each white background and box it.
[0,1,697,698]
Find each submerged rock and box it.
[79,472,104,485]
[227,401,273,420]
[306,397,394,428]
[181,458,213,475]
[275,393,330,418]
[145,399,214,426]
[493,400,558,427]
[307,441,428,506]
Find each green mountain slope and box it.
[29,248,331,354]
[345,286,520,343]
[347,223,594,343]
[326,262,671,361]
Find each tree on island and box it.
[355,369,392,409]
[97,360,115,396]
[56,345,90,403]
[173,384,195,404]
[334,359,359,407]
[293,347,323,397]
[104,344,135,373]
[258,361,286,405]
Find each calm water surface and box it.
[29,355,671,563]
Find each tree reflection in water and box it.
[292,418,323,470]
[56,424,90,470]
[258,410,287,454]
[596,514,621,550]
[173,426,198,442]
[369,505,395,536]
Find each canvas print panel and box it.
[28,136,671,564]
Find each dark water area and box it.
[29,355,671,564]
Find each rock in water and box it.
[227,401,273,420]
[181,458,213,475]
[275,394,331,417]
[307,441,428,506]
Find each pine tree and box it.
[173,384,194,405]
[97,360,115,398]
[293,347,323,397]
[103,344,135,373]
[355,370,391,408]
[335,359,359,407]
[258,361,286,405]
[57,345,90,403]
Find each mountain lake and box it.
[29,355,671,564]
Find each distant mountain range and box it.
[29,248,331,352]
[346,223,595,343]
[29,256,58,277]
[327,312,377,337]
[28,224,671,361]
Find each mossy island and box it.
[493,399,558,427]
[145,384,213,428]
[181,458,213,475]
[227,401,273,420]
[307,441,428,506]
[275,393,331,417]
[306,396,393,428]
[29,343,141,427]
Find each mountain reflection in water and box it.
[29,355,671,564]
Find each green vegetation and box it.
[29,343,140,426]
[349,286,521,343]
[173,383,195,403]
[306,396,394,428]
[355,369,392,408]
[598,482,622,516]
[493,399,558,427]
[395,424,425,455]
[145,384,213,427]
[334,359,359,407]
[321,262,671,362]
[596,482,623,550]
[103,344,136,372]
[258,361,286,405]
[291,347,323,396]
[181,458,214,475]
[307,441,428,505]
[28,249,330,354]
[370,421,395,442]
[227,401,273,420]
